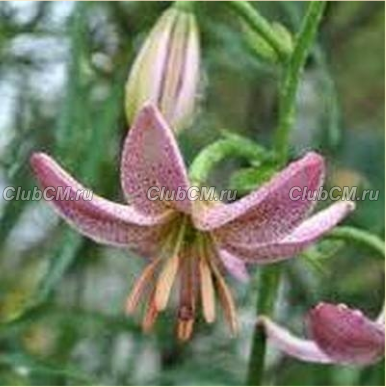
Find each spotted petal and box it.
[31,153,171,256]
[259,317,332,363]
[218,201,354,263]
[121,103,191,215]
[216,248,249,282]
[194,153,325,249]
[309,303,385,365]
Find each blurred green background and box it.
[0,1,384,385]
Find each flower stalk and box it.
[189,133,269,185]
[246,266,281,385]
[174,0,195,12]
[246,2,327,385]
[227,1,291,61]
[274,1,327,166]
[327,226,385,258]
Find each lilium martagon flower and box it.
[30,103,355,341]
[259,302,385,365]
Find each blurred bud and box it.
[125,6,200,132]
[271,22,293,56]
[244,25,277,63]
[244,22,293,63]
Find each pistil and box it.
[177,247,197,341]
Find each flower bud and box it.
[125,6,200,132]
[244,22,293,63]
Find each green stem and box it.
[246,3,326,385]
[174,1,195,12]
[327,226,385,258]
[246,266,281,385]
[189,135,267,185]
[227,1,290,61]
[274,1,327,166]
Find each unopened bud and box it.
[244,22,293,63]
[125,6,200,132]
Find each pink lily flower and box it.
[259,302,385,365]
[30,103,354,341]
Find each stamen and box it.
[154,217,187,311]
[198,237,216,323]
[142,290,159,333]
[205,235,239,335]
[126,258,161,314]
[155,253,180,311]
[212,263,239,335]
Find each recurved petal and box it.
[218,201,354,264]
[30,152,170,255]
[216,248,249,282]
[309,303,385,365]
[194,153,325,246]
[259,317,332,363]
[121,103,192,215]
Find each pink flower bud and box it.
[125,7,200,132]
